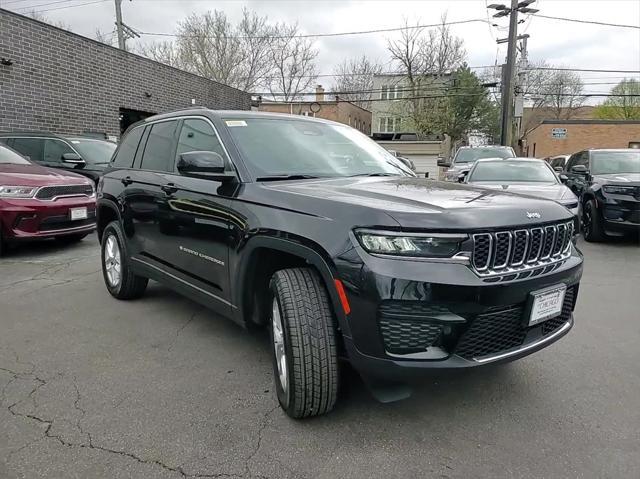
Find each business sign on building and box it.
[551,128,567,139]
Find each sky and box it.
[2,0,639,98]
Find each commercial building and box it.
[258,86,372,134]
[0,9,250,139]
[523,119,640,158]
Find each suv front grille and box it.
[35,184,94,200]
[472,221,574,278]
[455,286,575,360]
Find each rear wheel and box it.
[101,221,148,299]
[269,268,339,419]
[582,199,606,242]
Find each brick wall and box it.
[0,9,250,137]
[524,121,640,158]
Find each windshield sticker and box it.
[225,120,247,127]
[71,140,81,144]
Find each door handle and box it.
[121,176,133,186]
[161,183,178,195]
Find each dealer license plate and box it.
[529,285,566,326]
[70,207,88,221]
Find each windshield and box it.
[591,151,640,175]
[454,147,515,164]
[69,139,117,164]
[224,118,412,179]
[0,145,31,165]
[469,160,558,183]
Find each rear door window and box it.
[140,120,178,172]
[44,139,75,163]
[11,138,45,163]
[112,126,144,168]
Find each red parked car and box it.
[0,144,96,255]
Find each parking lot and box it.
[0,236,639,479]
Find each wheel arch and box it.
[97,199,121,242]
[233,236,350,336]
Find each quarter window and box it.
[44,139,75,163]
[175,119,228,163]
[140,120,178,172]
[112,126,144,168]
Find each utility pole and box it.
[114,0,125,50]
[488,1,539,147]
[113,0,139,51]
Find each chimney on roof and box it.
[315,85,325,102]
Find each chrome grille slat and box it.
[471,221,574,279]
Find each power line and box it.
[136,18,488,40]
[15,0,84,12]
[16,0,107,14]
[531,13,640,30]
[525,67,640,74]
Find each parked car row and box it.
[0,143,96,255]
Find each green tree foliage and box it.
[408,66,500,143]
[594,79,640,120]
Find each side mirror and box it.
[559,174,569,183]
[177,151,234,181]
[62,152,85,166]
[437,157,451,167]
[571,164,588,175]
[554,166,563,172]
[457,171,469,183]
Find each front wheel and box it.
[582,199,606,242]
[269,268,339,419]
[101,221,148,299]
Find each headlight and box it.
[355,230,467,257]
[0,185,38,198]
[603,185,635,195]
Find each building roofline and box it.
[540,119,640,125]
[0,8,249,97]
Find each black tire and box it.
[582,199,606,242]
[101,221,148,299]
[269,268,339,419]
[55,233,88,244]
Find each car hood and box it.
[593,173,640,184]
[259,176,573,230]
[468,182,577,202]
[0,163,90,187]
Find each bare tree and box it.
[136,40,184,69]
[25,10,70,30]
[94,28,116,47]
[235,8,276,92]
[267,23,318,101]
[332,56,382,109]
[386,14,466,136]
[544,70,587,119]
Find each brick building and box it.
[523,120,640,158]
[0,9,250,139]
[258,86,372,134]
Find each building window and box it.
[300,111,315,117]
[378,117,402,133]
[381,85,401,100]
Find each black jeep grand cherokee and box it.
[97,109,583,418]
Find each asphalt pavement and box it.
[1,235,639,478]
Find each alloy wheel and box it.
[104,234,122,287]
[271,298,288,395]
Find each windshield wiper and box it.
[256,174,321,182]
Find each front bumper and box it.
[0,196,96,240]
[336,245,583,379]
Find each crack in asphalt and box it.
[167,309,201,352]
[1,362,280,479]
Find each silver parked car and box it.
[465,157,579,216]
[443,145,516,181]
